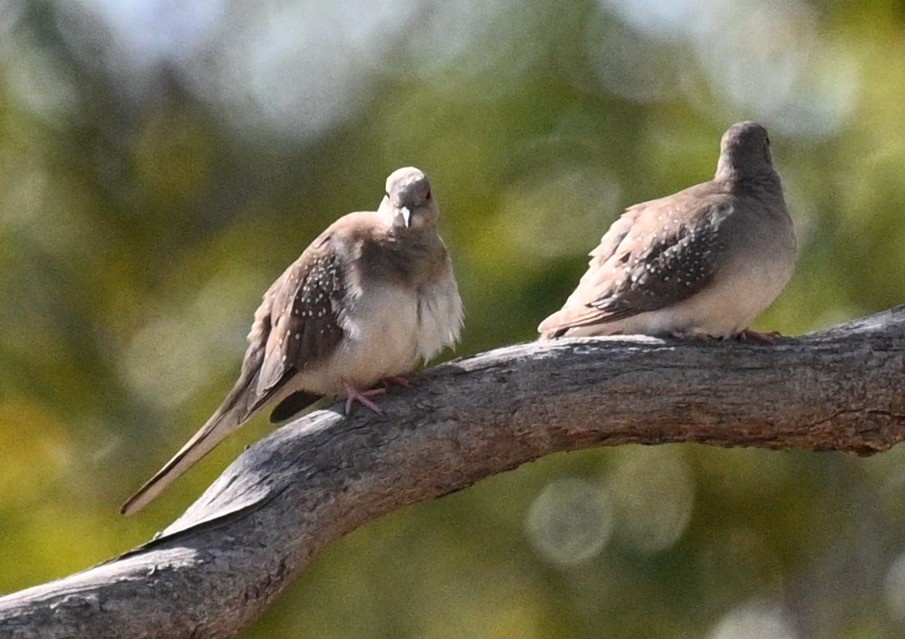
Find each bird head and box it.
[715,121,775,182]
[380,167,439,230]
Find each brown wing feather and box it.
[255,239,346,399]
[121,235,348,515]
[588,206,724,319]
[539,186,730,335]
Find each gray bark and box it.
[1,306,904,639]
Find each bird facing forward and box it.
[538,121,796,341]
[122,167,464,515]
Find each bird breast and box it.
[292,266,463,395]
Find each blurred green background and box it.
[1,0,905,637]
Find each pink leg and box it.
[736,329,782,344]
[342,382,386,415]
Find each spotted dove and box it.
[538,121,796,341]
[122,167,463,514]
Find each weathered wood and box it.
[2,306,904,639]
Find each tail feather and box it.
[268,390,322,423]
[120,404,249,515]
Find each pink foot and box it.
[736,329,782,344]
[342,382,386,415]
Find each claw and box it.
[342,382,386,415]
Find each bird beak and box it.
[398,207,412,228]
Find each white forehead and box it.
[385,166,426,193]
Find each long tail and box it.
[119,402,251,515]
[121,306,298,515]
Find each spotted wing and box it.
[540,189,729,334]
[119,234,350,514]
[253,236,347,403]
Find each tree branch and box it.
[2,306,904,638]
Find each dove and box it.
[122,167,463,514]
[538,121,796,341]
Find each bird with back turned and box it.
[538,121,796,341]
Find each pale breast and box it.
[292,269,462,395]
[414,268,464,362]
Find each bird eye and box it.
[425,188,432,200]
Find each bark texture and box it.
[1,306,904,638]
